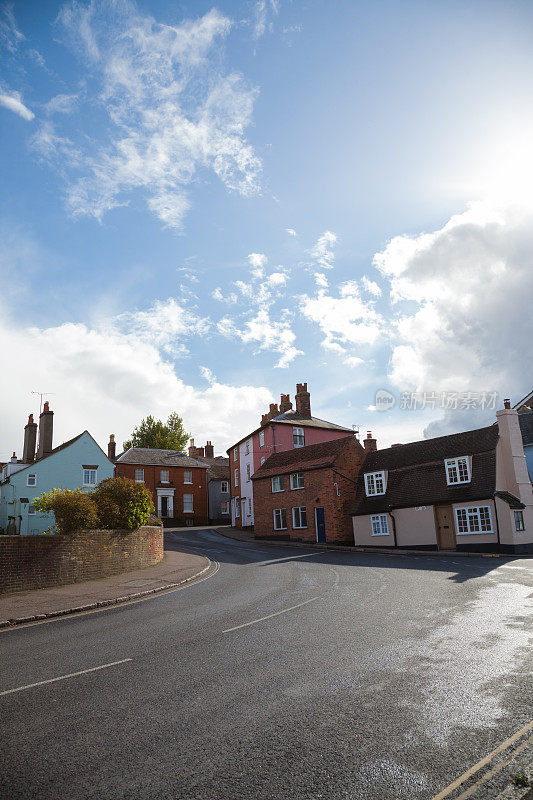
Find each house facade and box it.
[188,439,230,523]
[252,436,366,543]
[227,382,354,529]
[114,447,208,527]
[352,402,533,554]
[0,405,115,535]
[515,390,533,479]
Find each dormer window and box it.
[445,456,470,485]
[364,471,386,496]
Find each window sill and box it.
[456,530,493,535]
[293,526,307,530]
[366,492,386,497]
[274,528,287,531]
[371,532,390,536]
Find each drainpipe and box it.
[492,494,502,548]
[387,505,398,548]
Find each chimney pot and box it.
[204,441,214,458]
[280,393,292,413]
[11,452,17,463]
[364,431,377,452]
[504,398,511,409]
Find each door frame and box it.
[314,507,326,543]
[435,504,456,550]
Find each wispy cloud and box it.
[0,3,24,53]
[218,307,301,368]
[0,90,34,120]
[252,0,280,39]
[43,1,261,230]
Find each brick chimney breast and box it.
[37,403,54,459]
[295,382,311,418]
[363,431,377,452]
[204,441,214,458]
[23,413,38,463]
[280,394,293,413]
[268,403,279,420]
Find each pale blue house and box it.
[0,405,115,535]
[515,390,533,481]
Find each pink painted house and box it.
[227,382,354,528]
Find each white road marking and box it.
[0,659,132,697]
[222,596,321,633]
[259,552,323,565]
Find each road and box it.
[1,530,532,800]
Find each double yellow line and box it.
[431,720,533,800]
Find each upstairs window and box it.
[221,480,229,493]
[364,471,386,496]
[184,470,193,484]
[160,469,169,483]
[233,447,238,460]
[273,508,287,530]
[27,474,36,487]
[445,456,471,485]
[246,464,251,482]
[183,494,193,513]
[293,427,305,448]
[371,514,389,535]
[290,472,304,489]
[83,468,97,486]
[259,431,265,447]
[245,440,250,455]
[455,506,492,534]
[234,468,239,487]
[271,476,285,492]
[134,468,144,483]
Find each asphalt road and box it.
[1,530,532,800]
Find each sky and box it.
[1,0,532,459]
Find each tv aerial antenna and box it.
[352,424,360,440]
[31,391,56,416]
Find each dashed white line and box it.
[0,659,133,697]
[222,596,321,633]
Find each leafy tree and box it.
[91,477,154,531]
[33,488,98,535]
[123,413,189,452]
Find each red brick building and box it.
[115,447,208,527]
[251,435,367,544]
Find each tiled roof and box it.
[228,412,352,451]
[352,425,499,515]
[519,412,533,446]
[116,448,208,468]
[191,455,230,480]
[252,435,356,479]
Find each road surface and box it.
[1,530,531,800]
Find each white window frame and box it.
[292,506,307,529]
[246,463,251,482]
[290,472,304,490]
[234,468,239,487]
[260,456,265,465]
[445,456,471,485]
[28,504,36,516]
[221,501,229,514]
[364,471,386,496]
[233,447,238,460]
[134,468,144,483]
[160,469,169,484]
[221,480,229,493]
[514,510,525,532]
[371,514,389,535]
[83,468,97,487]
[183,470,193,484]
[245,440,250,455]
[248,498,252,515]
[259,431,265,447]
[455,505,492,534]
[235,498,240,518]
[183,494,194,513]
[293,427,305,448]
[273,508,287,530]
[271,475,284,493]
[27,473,36,487]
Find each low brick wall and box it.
[0,526,163,595]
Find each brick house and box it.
[251,436,366,544]
[114,447,208,527]
[227,382,354,529]
[351,401,533,554]
[188,439,230,523]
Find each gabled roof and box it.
[194,456,230,480]
[228,412,352,452]
[352,425,499,515]
[252,435,356,479]
[514,389,533,414]
[116,448,208,469]
[518,412,533,446]
[0,431,113,482]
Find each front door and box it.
[436,505,456,550]
[315,507,326,543]
[160,496,168,518]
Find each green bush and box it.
[33,488,99,535]
[91,477,154,531]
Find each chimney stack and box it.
[280,394,292,413]
[108,434,116,461]
[188,438,196,457]
[10,452,17,464]
[363,431,377,452]
[268,403,279,420]
[37,401,53,459]
[205,441,214,458]
[261,413,270,426]
[295,382,311,418]
[23,413,38,463]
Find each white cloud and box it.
[375,200,533,402]
[362,275,381,297]
[0,90,34,121]
[218,308,302,368]
[0,300,272,459]
[0,4,24,53]
[112,298,210,356]
[267,271,287,287]
[211,286,238,304]
[285,227,297,237]
[248,252,267,277]
[47,1,261,229]
[309,230,337,270]
[252,0,279,39]
[44,93,79,115]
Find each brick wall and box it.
[252,439,366,544]
[115,463,208,526]
[0,526,163,595]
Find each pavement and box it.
[0,548,209,626]
[1,528,531,800]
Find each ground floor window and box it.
[371,514,389,535]
[455,505,492,534]
[221,501,229,514]
[273,508,287,530]
[292,506,307,528]
[28,504,36,515]
[235,498,240,518]
[514,510,525,531]
[183,494,194,513]
[83,468,97,486]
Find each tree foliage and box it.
[123,413,189,452]
[33,488,98,535]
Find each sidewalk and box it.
[0,549,209,628]
[216,526,520,559]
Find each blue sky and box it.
[1,0,532,458]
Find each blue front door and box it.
[315,507,326,543]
